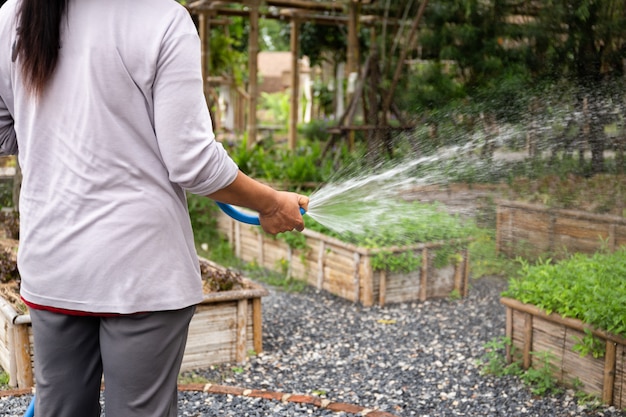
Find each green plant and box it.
[259,92,290,128]
[469,229,523,278]
[521,351,562,396]
[0,369,9,387]
[244,261,308,293]
[303,200,477,272]
[448,289,462,301]
[187,193,221,245]
[478,337,562,397]
[282,230,308,250]
[503,249,626,338]
[572,328,606,359]
[478,337,519,377]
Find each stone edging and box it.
[0,384,401,417]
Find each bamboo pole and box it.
[246,0,260,146]
[288,18,301,150]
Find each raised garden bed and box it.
[496,200,626,260]
[501,249,626,408]
[216,210,471,307]
[501,297,625,408]
[0,252,267,389]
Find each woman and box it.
[0,0,308,416]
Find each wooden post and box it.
[252,298,263,355]
[346,1,360,88]
[317,241,325,290]
[353,252,361,305]
[453,255,462,296]
[235,299,248,363]
[346,1,360,150]
[603,341,616,404]
[462,249,470,297]
[505,307,513,363]
[247,0,260,146]
[288,17,301,151]
[13,325,33,388]
[419,248,428,302]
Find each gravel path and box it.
[1,276,624,416]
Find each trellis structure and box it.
[189,0,428,153]
[187,0,409,150]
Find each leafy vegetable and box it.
[502,249,626,337]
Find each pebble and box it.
[1,276,624,416]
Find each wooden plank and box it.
[384,271,421,300]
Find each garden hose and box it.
[23,397,34,417]
[216,202,306,226]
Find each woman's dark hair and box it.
[15,0,68,96]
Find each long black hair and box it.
[15,0,68,96]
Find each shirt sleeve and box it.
[151,9,238,196]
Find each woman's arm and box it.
[207,170,309,235]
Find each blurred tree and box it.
[527,0,626,173]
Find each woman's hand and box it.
[258,192,309,235]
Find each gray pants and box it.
[30,306,196,417]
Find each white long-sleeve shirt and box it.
[0,0,239,313]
